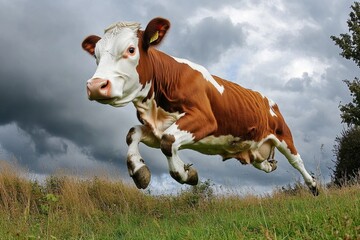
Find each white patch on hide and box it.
[259,93,277,117]
[172,57,225,94]
[267,98,277,117]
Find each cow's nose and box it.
[86,78,111,100]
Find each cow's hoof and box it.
[169,164,199,186]
[309,184,319,196]
[184,164,198,185]
[132,165,151,189]
[169,171,182,183]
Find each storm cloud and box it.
[0,0,357,194]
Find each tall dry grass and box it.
[0,160,359,239]
[0,160,157,238]
[0,161,30,217]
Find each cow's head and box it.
[82,18,170,107]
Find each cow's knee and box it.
[126,127,136,145]
[160,134,175,156]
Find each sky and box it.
[0,0,358,195]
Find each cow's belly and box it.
[183,135,253,154]
[182,134,275,164]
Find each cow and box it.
[82,17,319,196]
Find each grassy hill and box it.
[0,161,359,239]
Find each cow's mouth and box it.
[96,98,117,105]
[96,97,128,107]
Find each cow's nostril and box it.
[101,80,109,89]
[87,78,111,100]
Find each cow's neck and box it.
[133,48,185,113]
[131,48,185,133]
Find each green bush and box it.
[332,127,360,186]
[179,179,214,208]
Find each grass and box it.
[0,160,359,239]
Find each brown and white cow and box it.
[82,18,319,195]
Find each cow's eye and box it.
[128,47,135,54]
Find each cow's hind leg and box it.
[126,125,159,189]
[275,137,319,196]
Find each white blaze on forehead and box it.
[172,57,225,94]
[95,21,141,53]
[104,21,141,38]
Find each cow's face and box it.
[82,18,170,107]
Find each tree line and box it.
[331,1,360,185]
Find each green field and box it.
[0,161,359,240]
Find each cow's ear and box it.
[82,35,101,56]
[143,17,170,50]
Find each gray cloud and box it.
[285,73,312,92]
[27,127,68,156]
[169,16,246,65]
[0,1,134,170]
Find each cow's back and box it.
[209,76,287,141]
[144,49,289,143]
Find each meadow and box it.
[0,160,359,240]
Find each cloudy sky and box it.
[0,0,358,195]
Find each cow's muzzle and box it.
[86,78,111,100]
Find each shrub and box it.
[332,127,360,186]
[179,179,214,208]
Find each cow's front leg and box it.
[253,159,278,173]
[160,125,199,185]
[160,109,217,185]
[126,125,159,189]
